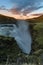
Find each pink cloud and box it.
[9,8,20,14]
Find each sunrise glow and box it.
[0,10,41,20]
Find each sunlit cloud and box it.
[0,0,43,19]
[28,8,43,15]
[0,9,41,20]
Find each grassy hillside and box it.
[27,15,43,23]
[26,16,43,65]
[0,14,17,24]
[0,15,43,65]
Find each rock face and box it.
[0,15,32,54]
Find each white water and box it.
[0,20,32,54]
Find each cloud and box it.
[26,8,43,18]
[20,1,43,13]
[9,0,43,15]
[9,8,20,14]
[0,0,43,19]
[0,5,6,10]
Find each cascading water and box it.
[0,20,32,54]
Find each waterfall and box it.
[0,20,32,54]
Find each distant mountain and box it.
[0,14,17,24]
[0,14,43,24]
[27,15,43,23]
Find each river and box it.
[0,20,32,54]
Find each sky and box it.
[0,0,43,19]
